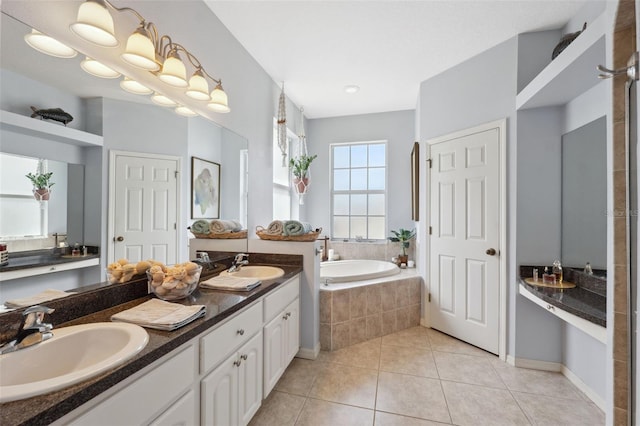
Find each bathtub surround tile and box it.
[351,287,367,318]
[295,399,374,426]
[396,308,411,330]
[397,280,412,307]
[433,351,504,388]
[381,282,398,312]
[376,372,451,423]
[367,285,382,315]
[350,317,368,345]
[380,345,438,378]
[366,313,383,340]
[441,381,529,426]
[332,322,351,350]
[248,391,305,426]
[513,391,605,425]
[409,304,421,326]
[308,364,378,409]
[319,291,332,324]
[382,310,399,335]
[333,290,350,323]
[319,323,331,351]
[373,411,449,426]
[318,338,381,370]
[381,326,430,348]
[274,358,326,397]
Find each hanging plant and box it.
[26,171,54,201]
[289,154,317,192]
[277,83,288,166]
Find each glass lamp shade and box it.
[186,71,210,101]
[175,105,198,117]
[121,28,159,71]
[70,0,118,47]
[151,93,178,107]
[158,53,188,87]
[120,77,153,95]
[81,57,121,78]
[24,29,77,58]
[207,85,230,113]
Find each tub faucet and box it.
[228,253,249,273]
[0,305,55,354]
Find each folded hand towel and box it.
[210,219,243,234]
[5,289,76,308]
[191,219,211,234]
[111,299,206,331]
[200,275,262,291]
[265,220,284,235]
[283,220,312,236]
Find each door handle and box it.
[114,236,124,242]
[486,248,497,256]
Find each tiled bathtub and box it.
[319,270,422,351]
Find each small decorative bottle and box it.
[584,262,593,275]
[552,260,563,283]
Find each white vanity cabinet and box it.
[263,276,300,396]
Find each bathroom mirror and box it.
[561,116,607,271]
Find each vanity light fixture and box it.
[158,48,188,87]
[121,24,159,71]
[208,83,230,113]
[70,0,118,47]
[186,69,211,101]
[120,77,153,95]
[24,29,78,59]
[175,105,198,117]
[151,92,178,107]
[80,57,121,78]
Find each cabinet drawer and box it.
[201,301,263,373]
[264,276,300,322]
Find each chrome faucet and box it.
[228,253,249,273]
[0,305,55,354]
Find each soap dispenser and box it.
[552,260,563,283]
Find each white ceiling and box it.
[205,0,589,118]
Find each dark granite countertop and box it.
[0,248,100,272]
[519,266,606,328]
[0,254,303,426]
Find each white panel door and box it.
[429,124,500,354]
[263,314,285,397]
[201,355,238,426]
[284,298,300,363]
[113,154,178,264]
[238,332,263,426]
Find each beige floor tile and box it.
[317,337,381,369]
[374,411,450,425]
[381,326,430,349]
[433,351,505,388]
[249,391,306,426]
[427,329,495,357]
[275,358,326,397]
[513,391,605,425]
[380,345,438,378]
[376,371,451,423]
[441,380,529,426]
[490,360,584,400]
[295,398,375,426]
[308,363,378,409]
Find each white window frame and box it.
[272,120,299,220]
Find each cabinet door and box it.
[263,314,285,397]
[150,390,197,426]
[284,298,300,364]
[201,356,238,426]
[238,332,263,426]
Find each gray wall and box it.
[305,110,416,235]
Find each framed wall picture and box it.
[411,142,419,221]
[191,157,220,219]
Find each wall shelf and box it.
[516,13,606,110]
[0,110,103,147]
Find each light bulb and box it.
[70,0,118,47]
[208,84,230,113]
[159,51,187,87]
[186,70,210,101]
[121,26,159,71]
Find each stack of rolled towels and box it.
[191,219,243,235]
[264,220,314,236]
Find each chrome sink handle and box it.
[228,253,249,272]
[22,305,55,332]
[0,305,55,354]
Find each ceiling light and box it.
[344,85,360,94]
[70,0,118,47]
[24,29,78,58]
[120,77,153,95]
[186,69,210,101]
[121,25,159,71]
[80,57,121,78]
[159,49,188,87]
[175,105,198,117]
[207,83,230,113]
[151,92,178,107]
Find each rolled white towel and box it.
[265,220,284,235]
[210,219,243,234]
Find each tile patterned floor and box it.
[249,326,605,426]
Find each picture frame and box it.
[411,142,419,221]
[191,157,220,219]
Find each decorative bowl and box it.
[147,263,202,301]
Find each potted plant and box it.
[289,154,318,193]
[26,171,54,201]
[388,228,416,264]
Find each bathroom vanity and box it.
[0,255,302,426]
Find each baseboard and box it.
[296,343,320,360]
[561,365,605,411]
[508,356,562,372]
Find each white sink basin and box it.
[220,265,285,280]
[0,322,148,403]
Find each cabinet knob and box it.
[546,304,555,311]
[286,312,292,318]
[241,354,248,361]
[233,360,242,367]
[237,329,245,336]
[283,315,288,320]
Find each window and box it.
[272,121,299,220]
[331,141,386,240]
